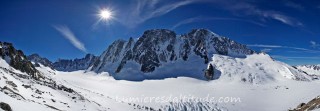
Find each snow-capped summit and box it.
[89,29,255,80]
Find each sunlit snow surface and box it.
[1,54,320,111]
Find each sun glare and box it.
[99,9,112,20]
[93,7,115,27]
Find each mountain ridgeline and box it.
[24,29,254,80]
[52,54,97,71]
[88,29,254,80]
[27,54,98,72]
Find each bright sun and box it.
[99,9,112,20]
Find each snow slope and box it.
[210,53,311,84]
[296,65,320,75]
[0,59,105,111]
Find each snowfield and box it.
[1,54,320,111]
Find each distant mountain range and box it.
[295,65,320,78]
[3,28,311,81]
[27,53,97,72]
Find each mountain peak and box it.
[29,53,40,57]
[84,53,96,59]
[187,28,220,38]
[27,53,53,69]
[1,41,42,80]
[144,29,175,34]
[139,29,176,42]
[89,29,255,80]
[190,28,211,33]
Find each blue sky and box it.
[0,0,320,65]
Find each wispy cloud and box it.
[248,44,320,53]
[119,0,304,28]
[268,13,303,27]
[284,1,304,11]
[261,48,272,52]
[271,55,293,60]
[247,44,282,48]
[171,16,266,29]
[272,55,320,61]
[220,1,303,27]
[120,0,198,28]
[310,41,320,49]
[54,25,87,53]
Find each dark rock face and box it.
[116,37,135,73]
[205,64,214,80]
[90,40,127,73]
[89,29,255,78]
[53,54,97,71]
[0,102,12,111]
[0,42,41,80]
[132,29,176,72]
[27,54,53,69]
[290,96,320,111]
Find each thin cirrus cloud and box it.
[226,2,304,27]
[247,44,320,53]
[53,25,87,53]
[268,13,303,27]
[119,0,198,28]
[272,55,320,61]
[171,16,266,29]
[261,48,272,52]
[119,0,303,28]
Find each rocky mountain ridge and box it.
[0,41,41,80]
[88,29,255,80]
